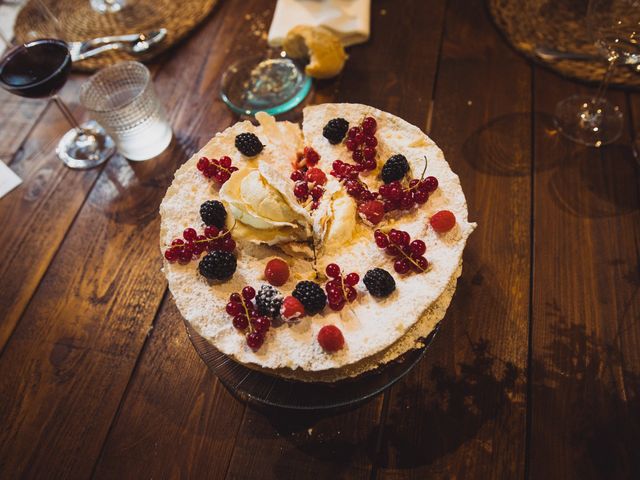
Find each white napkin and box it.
[268,0,371,48]
[0,161,22,199]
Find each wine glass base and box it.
[554,94,623,147]
[220,56,312,116]
[56,120,116,169]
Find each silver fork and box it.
[67,28,167,62]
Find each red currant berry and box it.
[326,263,341,278]
[354,132,365,145]
[265,258,289,286]
[389,229,403,245]
[385,245,400,256]
[365,136,378,147]
[242,286,256,301]
[345,139,356,151]
[348,126,361,139]
[352,150,364,162]
[197,157,209,171]
[226,301,242,316]
[317,325,345,352]
[413,256,429,272]
[414,190,429,204]
[290,170,304,181]
[430,210,456,233]
[304,146,320,166]
[294,182,309,199]
[233,314,249,330]
[394,258,411,274]
[178,249,192,264]
[329,299,346,311]
[252,316,271,334]
[400,192,414,210]
[171,238,185,246]
[345,273,360,286]
[164,249,178,262]
[346,286,357,302]
[363,146,376,160]
[310,186,324,201]
[183,228,197,241]
[219,156,232,168]
[423,176,439,193]
[221,237,236,252]
[246,332,264,351]
[328,289,343,303]
[374,230,389,248]
[204,226,219,238]
[362,116,377,135]
[410,239,426,256]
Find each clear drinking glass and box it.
[80,61,172,161]
[555,0,640,147]
[90,0,126,13]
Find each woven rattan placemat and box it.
[488,0,640,88]
[14,0,218,71]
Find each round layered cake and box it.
[160,103,475,382]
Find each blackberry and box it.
[235,133,264,156]
[200,200,227,228]
[292,280,327,315]
[322,118,349,144]
[381,154,409,184]
[363,268,396,298]
[198,251,236,281]
[256,285,283,318]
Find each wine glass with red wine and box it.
[0,38,115,168]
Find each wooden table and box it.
[1,1,639,478]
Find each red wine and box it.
[0,39,71,99]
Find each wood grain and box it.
[529,69,640,480]
[0,79,105,351]
[376,1,531,478]
[0,90,46,163]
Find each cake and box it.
[159,103,475,382]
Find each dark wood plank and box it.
[225,1,449,479]
[0,90,47,163]
[529,70,640,480]
[0,79,105,350]
[0,1,249,477]
[377,0,531,478]
[92,297,246,480]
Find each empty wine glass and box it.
[90,0,126,13]
[555,0,640,147]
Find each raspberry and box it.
[357,200,385,226]
[363,268,396,297]
[317,325,345,352]
[322,118,349,144]
[292,281,327,315]
[198,251,236,280]
[306,167,327,185]
[430,210,456,233]
[235,132,264,156]
[381,154,409,184]
[264,258,290,286]
[200,200,227,228]
[280,295,305,323]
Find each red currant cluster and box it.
[164,226,235,264]
[324,263,360,311]
[345,116,378,171]
[378,176,438,212]
[291,167,327,210]
[226,286,271,351]
[374,229,429,274]
[196,156,239,185]
[330,160,377,201]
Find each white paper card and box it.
[0,161,22,199]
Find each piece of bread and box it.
[283,25,348,79]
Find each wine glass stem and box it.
[52,95,86,135]
[592,57,617,105]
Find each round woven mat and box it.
[14,0,218,72]
[488,0,640,89]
